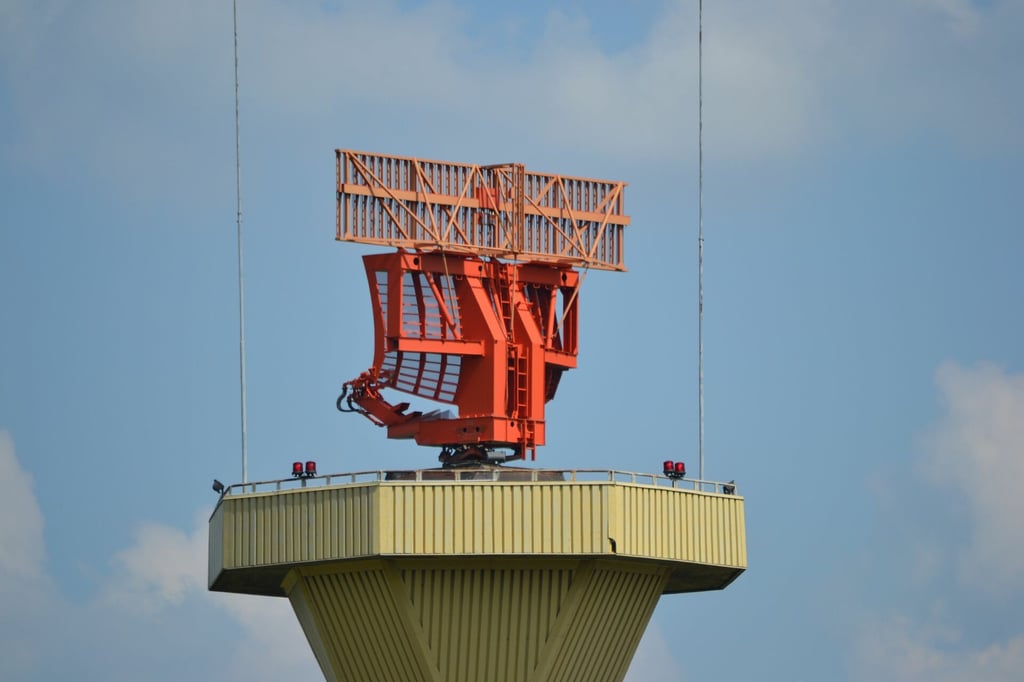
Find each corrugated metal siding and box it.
[381,483,607,555]
[540,563,669,682]
[617,485,746,567]
[399,565,576,680]
[222,486,377,568]
[288,563,436,681]
[208,504,224,589]
[283,559,667,682]
[212,481,745,583]
[287,575,336,681]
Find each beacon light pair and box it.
[663,460,686,479]
[292,460,317,478]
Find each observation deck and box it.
[209,467,745,682]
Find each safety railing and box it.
[216,468,738,501]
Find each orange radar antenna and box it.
[333,150,629,464]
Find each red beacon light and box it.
[292,460,317,478]
[663,460,686,480]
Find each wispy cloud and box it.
[912,0,983,36]
[0,433,58,678]
[852,362,1024,681]
[855,616,1024,682]
[102,517,208,611]
[1,0,1019,201]
[923,362,1024,592]
[0,431,319,681]
[625,622,686,681]
[0,432,46,582]
[105,513,319,680]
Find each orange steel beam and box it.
[336,150,630,271]
[339,250,580,461]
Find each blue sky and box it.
[1,0,1022,680]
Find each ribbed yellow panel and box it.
[288,578,337,680]
[223,486,377,567]
[208,501,224,588]
[283,559,669,682]
[209,479,745,596]
[399,565,577,680]
[539,563,669,682]
[380,483,607,555]
[616,485,747,567]
[286,563,436,681]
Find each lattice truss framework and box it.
[337,150,629,271]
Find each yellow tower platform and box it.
[209,468,746,682]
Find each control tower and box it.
[208,151,746,681]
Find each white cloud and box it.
[98,512,320,680]
[626,623,686,681]
[0,432,58,679]
[912,0,983,36]
[855,616,1024,682]
[0,431,46,582]
[0,0,1018,198]
[852,363,1024,681]
[0,1,230,188]
[102,516,208,611]
[0,431,319,682]
[922,362,1024,593]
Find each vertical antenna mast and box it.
[233,0,249,483]
[698,0,705,482]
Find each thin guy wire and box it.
[698,0,705,481]
[234,0,249,483]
